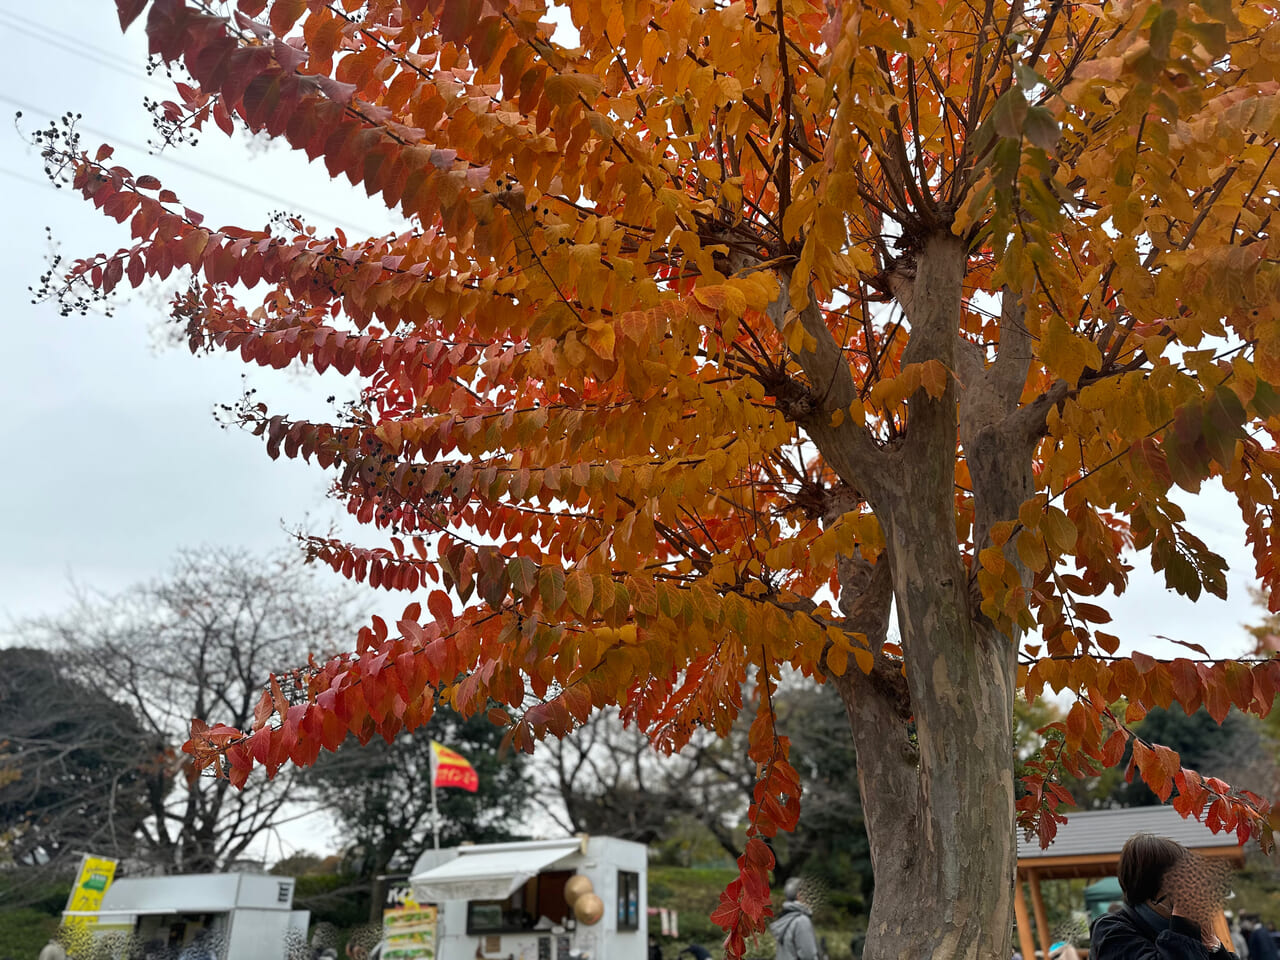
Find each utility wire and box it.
[0,91,390,236]
[0,10,157,73]
[0,165,60,191]
[0,15,173,93]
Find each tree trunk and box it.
[830,559,1016,960]
[822,234,1023,960]
[867,556,1016,960]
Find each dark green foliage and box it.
[291,874,373,931]
[648,866,740,951]
[1109,706,1258,808]
[769,684,870,917]
[0,647,153,870]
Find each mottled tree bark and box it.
[792,234,1051,959]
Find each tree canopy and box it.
[40,0,1280,956]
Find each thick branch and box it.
[742,256,886,497]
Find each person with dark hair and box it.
[1090,834,1234,959]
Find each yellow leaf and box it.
[543,73,605,108]
[827,644,848,677]
[1040,315,1102,385]
[920,360,950,399]
[1043,506,1078,555]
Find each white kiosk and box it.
[409,836,647,960]
[70,872,310,959]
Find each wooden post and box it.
[1214,911,1232,950]
[1029,869,1052,959]
[1014,874,1037,960]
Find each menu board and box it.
[382,876,438,960]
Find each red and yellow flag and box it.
[430,741,479,792]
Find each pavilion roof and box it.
[1017,805,1245,880]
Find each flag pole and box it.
[430,742,440,850]
[431,775,440,850]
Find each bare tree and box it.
[28,548,360,873]
[544,680,869,890]
[541,708,715,844]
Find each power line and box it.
[0,91,390,236]
[0,16,172,93]
[0,165,60,191]
[0,10,156,73]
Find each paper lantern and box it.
[574,892,604,925]
[564,875,594,905]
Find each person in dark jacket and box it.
[1242,915,1278,960]
[1091,834,1233,960]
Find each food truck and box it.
[407,836,647,960]
[67,872,310,959]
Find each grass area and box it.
[0,906,61,956]
[648,867,863,960]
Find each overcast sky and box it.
[0,0,1270,861]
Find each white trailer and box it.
[409,836,647,960]
[69,872,309,959]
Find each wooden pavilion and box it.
[1015,806,1245,959]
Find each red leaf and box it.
[1224,661,1255,712]
[427,590,453,626]
[1254,661,1280,718]
[117,0,149,29]
[1101,729,1127,767]
[1132,651,1158,673]
[269,0,305,36]
[102,257,124,294]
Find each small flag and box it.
[430,740,479,792]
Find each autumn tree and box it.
[29,548,359,873]
[39,0,1280,956]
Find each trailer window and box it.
[467,871,575,935]
[617,871,640,930]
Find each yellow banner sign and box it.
[63,855,118,928]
